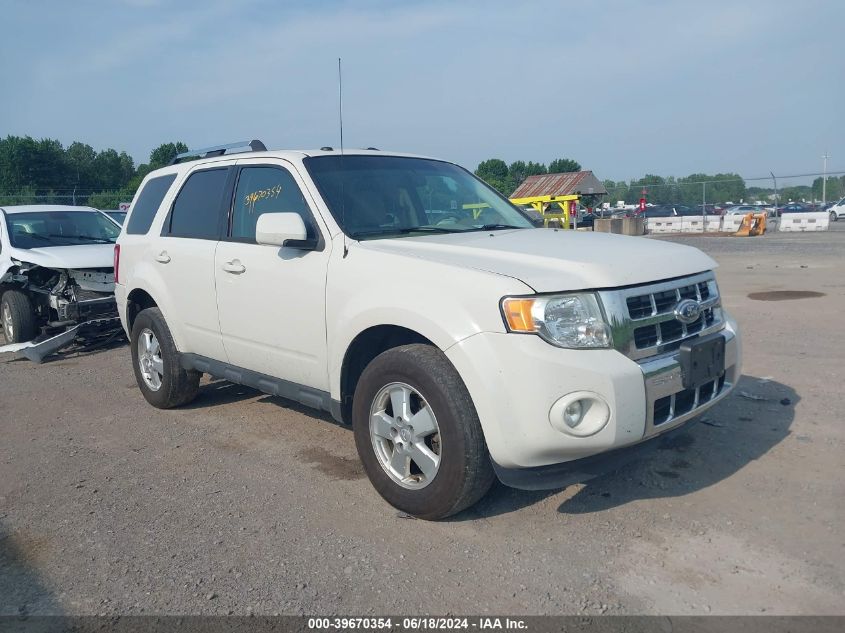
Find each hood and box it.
[11,243,115,270]
[358,228,716,292]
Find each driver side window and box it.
[231,166,314,242]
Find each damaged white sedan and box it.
[0,205,122,362]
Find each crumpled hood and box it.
[10,244,114,270]
[358,228,717,292]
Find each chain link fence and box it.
[0,188,131,209]
[601,171,845,212]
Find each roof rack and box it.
[170,139,267,165]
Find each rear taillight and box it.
[114,244,121,284]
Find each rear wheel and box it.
[130,307,200,408]
[1,290,37,344]
[352,344,494,520]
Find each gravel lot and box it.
[1,226,843,616]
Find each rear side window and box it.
[126,174,177,235]
[231,166,315,241]
[165,168,230,240]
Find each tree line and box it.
[0,135,188,208]
[474,158,582,198]
[2,135,841,210]
[473,155,845,206]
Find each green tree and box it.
[507,160,546,193]
[547,158,581,174]
[125,164,152,195]
[780,185,812,202]
[87,190,130,209]
[93,149,125,190]
[811,176,842,202]
[149,142,189,169]
[66,141,97,190]
[0,136,69,192]
[627,174,669,204]
[474,158,510,195]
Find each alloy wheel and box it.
[137,328,164,391]
[369,382,442,489]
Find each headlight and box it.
[501,293,612,349]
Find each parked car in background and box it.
[0,205,121,359]
[827,197,845,221]
[572,211,596,229]
[673,205,703,216]
[723,205,760,215]
[778,202,813,214]
[104,210,128,225]
[636,205,677,218]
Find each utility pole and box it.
[770,172,778,218]
[822,151,829,206]
[702,181,706,232]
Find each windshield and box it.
[304,155,533,239]
[4,211,121,249]
[105,211,127,225]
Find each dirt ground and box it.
[1,227,843,616]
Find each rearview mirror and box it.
[255,213,313,248]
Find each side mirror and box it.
[255,212,315,249]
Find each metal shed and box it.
[510,171,607,198]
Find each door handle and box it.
[154,251,171,264]
[222,259,246,274]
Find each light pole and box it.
[822,152,829,206]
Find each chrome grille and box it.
[653,373,727,426]
[598,271,725,361]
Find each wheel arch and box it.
[126,288,158,332]
[338,324,436,424]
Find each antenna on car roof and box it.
[339,57,349,258]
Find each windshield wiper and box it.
[48,234,114,243]
[17,233,53,242]
[465,224,525,232]
[352,226,463,238]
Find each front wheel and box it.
[830,211,838,222]
[352,344,494,520]
[1,290,37,344]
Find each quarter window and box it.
[166,168,230,239]
[126,174,177,235]
[231,166,314,241]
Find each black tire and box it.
[352,344,494,520]
[830,211,837,222]
[130,307,200,408]
[1,289,38,344]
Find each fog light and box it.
[563,400,584,428]
[549,392,611,437]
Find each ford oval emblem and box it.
[674,299,702,324]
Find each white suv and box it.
[115,141,741,519]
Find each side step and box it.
[179,353,342,421]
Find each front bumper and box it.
[444,315,741,473]
[492,417,697,490]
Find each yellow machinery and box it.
[735,212,767,237]
[462,202,491,219]
[508,194,580,228]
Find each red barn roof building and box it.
[510,171,607,199]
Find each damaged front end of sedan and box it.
[0,260,123,363]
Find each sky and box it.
[1,0,843,184]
